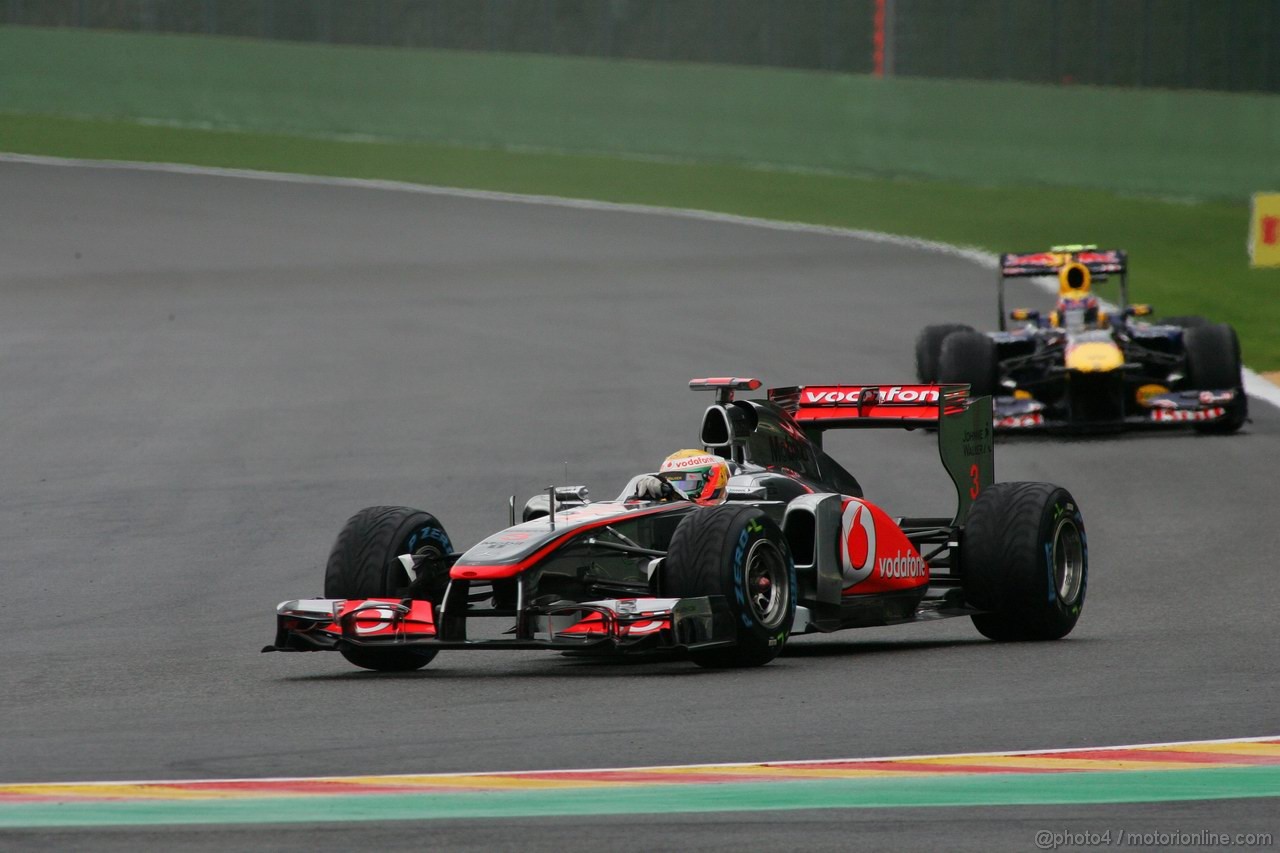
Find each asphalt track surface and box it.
[2,160,1277,849]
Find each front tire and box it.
[1184,323,1247,434]
[915,323,975,383]
[324,505,453,672]
[937,330,999,398]
[962,482,1086,641]
[663,506,796,668]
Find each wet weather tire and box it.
[962,482,1087,641]
[1183,323,1247,434]
[663,505,796,668]
[937,330,999,398]
[915,324,975,383]
[324,505,453,672]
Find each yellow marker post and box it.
[1250,192,1280,267]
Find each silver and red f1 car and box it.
[264,378,1088,672]
[915,246,1247,433]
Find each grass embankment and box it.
[1,27,1277,367]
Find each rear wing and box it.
[769,383,967,426]
[999,247,1127,278]
[997,245,1129,329]
[768,384,993,524]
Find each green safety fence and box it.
[6,0,1279,94]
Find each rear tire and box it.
[962,482,1086,641]
[915,323,974,383]
[1183,323,1247,434]
[937,330,999,398]
[663,506,795,668]
[324,506,453,672]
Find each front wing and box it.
[263,595,737,656]
[992,388,1241,431]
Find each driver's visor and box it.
[662,472,707,496]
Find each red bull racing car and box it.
[914,246,1247,433]
[264,378,1088,672]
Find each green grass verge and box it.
[3,112,1277,369]
[3,26,1280,200]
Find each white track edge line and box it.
[5,152,1277,408]
[0,152,993,262]
[11,735,1279,789]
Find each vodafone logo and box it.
[352,606,397,635]
[841,500,877,586]
[881,386,940,403]
[878,553,928,579]
[804,389,865,405]
[801,386,940,406]
[662,454,719,470]
[841,498,930,588]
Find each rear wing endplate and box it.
[768,383,994,524]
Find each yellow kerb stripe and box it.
[903,756,1209,771]
[1159,742,1280,758]
[628,765,921,780]
[338,775,616,790]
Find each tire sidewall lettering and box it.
[730,515,795,635]
[732,518,765,628]
[1044,499,1086,611]
[407,523,451,554]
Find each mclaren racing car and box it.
[264,378,1088,672]
[914,246,1247,433]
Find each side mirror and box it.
[1010,308,1041,322]
[1125,304,1153,317]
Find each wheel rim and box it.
[1052,517,1084,605]
[744,540,789,629]
[402,542,447,594]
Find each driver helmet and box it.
[659,450,730,505]
[1052,261,1104,329]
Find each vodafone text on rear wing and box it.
[768,383,994,525]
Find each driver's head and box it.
[1055,294,1101,330]
[659,450,730,505]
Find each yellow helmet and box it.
[659,450,730,505]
